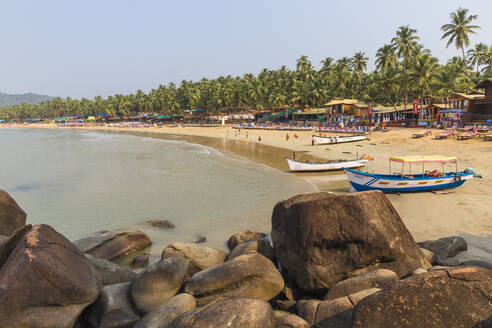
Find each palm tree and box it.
[467,43,488,75]
[375,44,397,72]
[441,8,480,72]
[408,54,439,102]
[392,25,419,109]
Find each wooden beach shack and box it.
[470,79,492,122]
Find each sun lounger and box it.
[435,130,453,139]
[456,131,478,140]
[412,130,432,138]
[484,134,492,141]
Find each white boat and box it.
[313,134,368,145]
[287,157,368,172]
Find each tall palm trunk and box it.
[403,54,407,110]
[462,46,467,73]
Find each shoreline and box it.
[3,123,492,264]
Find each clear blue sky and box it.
[1,0,491,98]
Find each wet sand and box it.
[4,123,492,264]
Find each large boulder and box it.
[227,231,267,250]
[83,282,140,328]
[227,238,275,262]
[167,298,275,328]
[161,242,226,275]
[353,266,492,328]
[85,254,136,286]
[185,252,284,306]
[0,189,26,236]
[417,236,467,260]
[271,191,430,293]
[133,293,196,328]
[0,224,100,327]
[324,269,397,300]
[131,258,190,314]
[74,228,151,261]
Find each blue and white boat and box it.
[345,156,474,192]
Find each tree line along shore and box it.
[1,8,492,124]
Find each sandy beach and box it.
[4,123,492,263]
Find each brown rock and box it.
[0,224,100,327]
[274,310,310,328]
[146,219,175,229]
[347,288,381,305]
[227,237,275,262]
[167,298,275,328]
[85,254,136,286]
[161,242,226,275]
[227,230,267,250]
[185,252,284,306]
[353,266,492,328]
[316,297,354,327]
[132,253,150,268]
[324,269,397,300]
[417,236,467,260]
[83,282,140,328]
[74,228,151,261]
[271,191,430,294]
[133,293,196,328]
[275,299,296,312]
[296,299,321,325]
[131,258,190,314]
[0,189,26,236]
[420,247,438,264]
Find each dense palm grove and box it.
[1,8,491,121]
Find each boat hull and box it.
[287,158,367,172]
[344,168,473,192]
[313,135,367,145]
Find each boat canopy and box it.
[389,156,457,164]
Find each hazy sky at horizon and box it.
[1,0,491,99]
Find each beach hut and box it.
[469,79,492,122]
[324,99,368,126]
[293,108,326,123]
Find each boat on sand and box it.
[345,156,475,192]
[312,134,368,145]
[286,157,368,172]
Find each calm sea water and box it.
[0,128,316,257]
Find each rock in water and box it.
[227,230,267,250]
[0,189,26,236]
[0,224,100,327]
[131,258,190,314]
[185,252,284,306]
[417,236,467,260]
[161,242,226,275]
[227,238,275,262]
[85,254,136,286]
[83,282,140,328]
[271,191,430,293]
[353,266,492,328]
[74,228,151,261]
[167,298,275,328]
[146,220,175,229]
[134,293,196,328]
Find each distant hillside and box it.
[0,92,53,106]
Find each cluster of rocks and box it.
[1,189,492,327]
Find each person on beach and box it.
[312,137,314,146]
[258,136,261,142]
